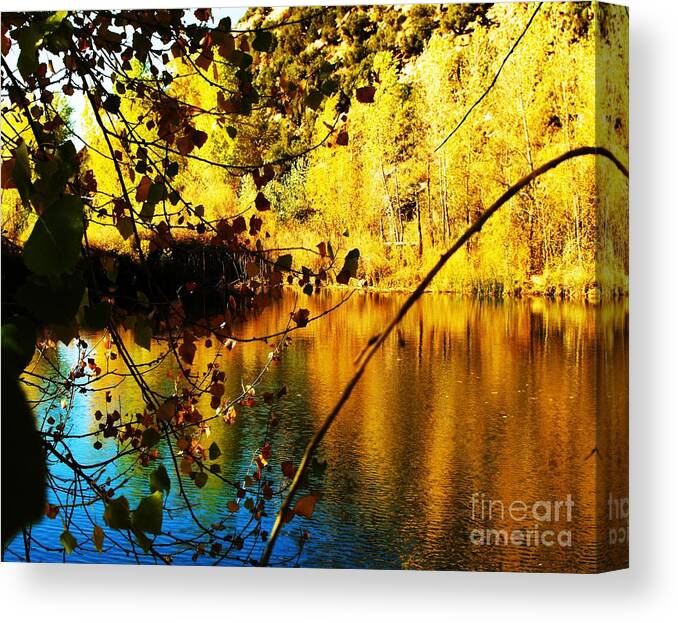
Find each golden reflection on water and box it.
[24,290,628,571]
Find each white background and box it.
[1,1,676,620]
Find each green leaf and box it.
[150,464,171,495]
[23,196,84,276]
[147,182,165,205]
[60,529,77,554]
[140,202,156,221]
[132,491,163,535]
[103,496,132,530]
[133,316,153,351]
[141,427,161,448]
[132,528,153,553]
[208,442,221,461]
[116,216,134,240]
[16,25,42,80]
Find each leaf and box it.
[133,528,152,553]
[254,191,270,212]
[135,175,152,202]
[274,254,293,272]
[176,134,194,155]
[292,308,310,327]
[227,500,239,513]
[194,472,208,489]
[252,30,273,52]
[116,216,134,240]
[178,339,196,365]
[12,143,32,204]
[305,89,323,111]
[336,248,360,284]
[336,130,349,146]
[60,529,77,554]
[356,86,376,103]
[150,464,171,495]
[93,525,105,552]
[132,491,163,535]
[245,261,260,278]
[23,196,84,276]
[103,496,131,530]
[193,130,208,149]
[1,157,17,189]
[281,460,295,478]
[102,95,121,115]
[141,427,161,448]
[156,398,178,423]
[208,442,221,461]
[146,183,165,205]
[16,24,42,80]
[293,493,319,519]
[133,316,153,351]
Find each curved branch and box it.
[259,145,629,566]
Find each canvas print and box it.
[1,2,628,572]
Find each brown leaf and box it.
[135,175,152,202]
[193,130,208,149]
[156,397,178,423]
[293,493,319,519]
[1,157,16,188]
[93,525,105,552]
[292,308,310,327]
[356,86,376,103]
[245,261,260,278]
[176,134,194,156]
[178,339,196,365]
[281,461,295,478]
[254,191,271,212]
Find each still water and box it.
[8,291,628,571]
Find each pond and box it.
[6,290,628,571]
